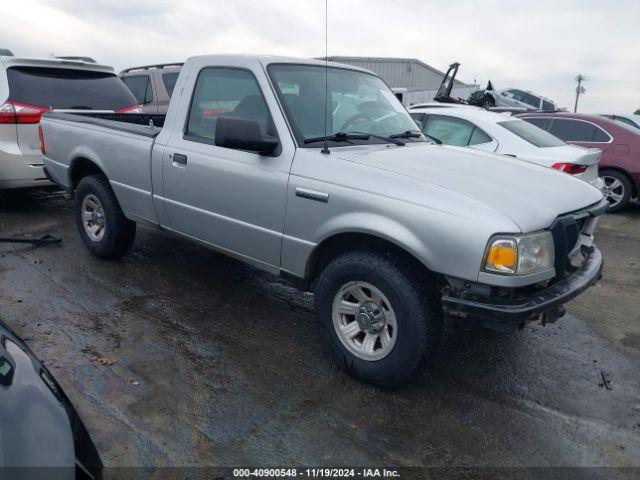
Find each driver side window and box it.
[185,68,276,145]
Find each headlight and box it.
[484,231,554,276]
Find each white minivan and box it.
[0,53,140,189]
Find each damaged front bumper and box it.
[442,245,603,331]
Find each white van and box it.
[0,53,140,189]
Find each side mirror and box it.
[215,116,279,155]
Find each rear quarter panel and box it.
[598,127,640,191]
[41,117,157,223]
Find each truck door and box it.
[160,66,294,269]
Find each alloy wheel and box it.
[602,175,625,209]
[331,281,398,361]
[81,194,106,242]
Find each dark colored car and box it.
[120,63,183,114]
[0,319,102,479]
[518,112,640,212]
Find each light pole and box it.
[574,74,587,113]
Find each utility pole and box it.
[574,74,587,113]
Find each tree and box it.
[635,108,640,115]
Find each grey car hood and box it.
[338,144,604,232]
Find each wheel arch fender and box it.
[303,212,437,283]
[68,147,108,189]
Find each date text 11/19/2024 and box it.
[232,468,401,478]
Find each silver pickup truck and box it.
[40,55,606,386]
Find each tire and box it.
[314,250,443,387]
[601,169,632,213]
[74,175,136,259]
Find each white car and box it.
[409,106,604,192]
[0,53,140,189]
[601,114,640,130]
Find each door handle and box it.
[171,153,188,165]
[295,187,329,203]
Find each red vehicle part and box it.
[518,112,640,212]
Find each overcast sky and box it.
[1,0,638,112]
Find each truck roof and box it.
[0,56,115,73]
[186,54,375,75]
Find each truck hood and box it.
[337,144,604,232]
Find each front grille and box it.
[549,211,591,278]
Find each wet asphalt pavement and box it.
[0,189,639,474]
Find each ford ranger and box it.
[40,55,606,386]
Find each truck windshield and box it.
[268,64,424,147]
[7,66,138,110]
[498,119,566,148]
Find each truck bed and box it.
[44,112,165,137]
[41,111,164,225]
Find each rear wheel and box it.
[74,175,136,259]
[314,250,443,387]
[601,169,632,212]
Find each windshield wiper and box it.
[304,132,369,144]
[390,129,442,144]
[389,130,423,139]
[344,131,405,146]
[304,131,405,146]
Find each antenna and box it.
[321,0,330,155]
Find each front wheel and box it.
[314,250,443,387]
[74,175,136,259]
